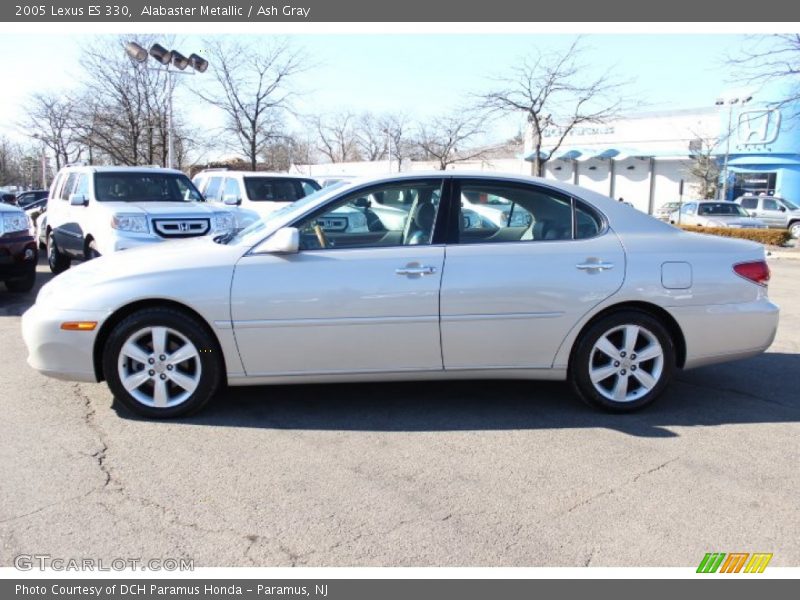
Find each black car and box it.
[14,190,49,209]
[0,202,37,292]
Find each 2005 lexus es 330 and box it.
[22,173,779,418]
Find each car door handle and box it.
[576,260,614,272]
[396,265,437,276]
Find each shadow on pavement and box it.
[0,254,54,316]
[113,352,800,438]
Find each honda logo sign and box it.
[737,109,781,145]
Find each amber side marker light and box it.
[60,322,98,331]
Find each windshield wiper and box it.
[213,228,242,244]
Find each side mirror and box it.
[779,206,786,212]
[749,211,757,217]
[69,193,88,206]
[254,227,299,254]
[354,197,371,209]
[223,194,241,206]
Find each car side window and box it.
[763,199,779,211]
[73,174,90,199]
[300,180,320,196]
[455,182,600,244]
[682,203,696,215]
[204,177,223,202]
[61,173,78,201]
[294,180,443,251]
[223,178,241,200]
[741,198,757,209]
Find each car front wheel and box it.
[789,221,800,239]
[47,232,70,274]
[570,311,676,412]
[103,308,222,418]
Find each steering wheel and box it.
[313,223,329,249]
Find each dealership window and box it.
[732,172,776,199]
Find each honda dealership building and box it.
[525,102,798,214]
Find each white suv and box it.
[46,166,235,273]
[192,170,321,228]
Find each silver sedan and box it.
[669,201,768,229]
[22,173,779,418]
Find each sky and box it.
[0,33,780,158]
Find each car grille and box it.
[152,218,210,238]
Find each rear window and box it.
[94,172,203,203]
[243,177,320,202]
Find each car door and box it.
[52,171,85,256]
[439,178,625,370]
[759,197,785,228]
[230,178,447,377]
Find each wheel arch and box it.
[566,301,687,373]
[93,299,228,383]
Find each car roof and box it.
[59,166,185,175]
[195,170,314,179]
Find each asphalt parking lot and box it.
[1,255,798,568]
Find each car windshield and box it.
[243,177,319,202]
[218,181,350,245]
[94,172,203,202]
[698,203,748,216]
[781,198,799,210]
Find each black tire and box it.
[47,231,70,274]
[103,308,222,419]
[4,268,36,293]
[569,310,676,412]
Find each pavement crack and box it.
[584,547,596,567]
[565,457,680,515]
[73,384,116,491]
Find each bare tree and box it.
[23,93,82,169]
[0,137,25,186]
[414,111,487,170]
[479,38,629,176]
[260,134,310,171]
[198,38,305,171]
[310,112,362,163]
[728,35,800,113]
[354,112,387,161]
[72,36,182,167]
[687,136,721,199]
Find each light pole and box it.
[125,42,208,170]
[715,92,752,201]
[30,134,48,189]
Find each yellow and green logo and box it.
[697,552,773,573]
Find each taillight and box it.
[734,260,770,286]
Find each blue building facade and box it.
[724,103,800,201]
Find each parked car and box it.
[0,202,37,292]
[669,201,767,229]
[15,190,49,209]
[1,192,17,205]
[655,201,681,221]
[735,195,800,238]
[35,213,47,250]
[22,172,778,419]
[45,165,235,274]
[193,170,320,228]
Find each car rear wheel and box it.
[47,232,70,274]
[103,308,222,418]
[570,311,676,412]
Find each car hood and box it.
[36,237,243,311]
[96,201,222,215]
